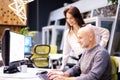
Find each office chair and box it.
[50,45,57,54]
[30,44,51,68]
[49,45,60,69]
[110,56,119,80]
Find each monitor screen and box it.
[1,29,25,66]
[10,32,25,63]
[24,36,32,55]
[24,36,32,47]
[24,46,31,54]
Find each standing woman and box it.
[60,6,110,71]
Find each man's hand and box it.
[47,70,64,77]
[47,70,75,80]
[48,74,65,80]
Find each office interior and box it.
[0,0,120,79]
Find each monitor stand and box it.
[3,63,20,74]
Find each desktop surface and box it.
[0,66,50,80]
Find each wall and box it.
[27,0,73,31]
[0,0,27,41]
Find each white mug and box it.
[20,65,27,73]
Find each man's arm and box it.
[75,50,110,80]
[65,62,81,77]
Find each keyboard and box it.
[36,71,50,80]
[39,72,50,80]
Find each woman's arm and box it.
[60,30,71,70]
[90,24,110,47]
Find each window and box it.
[110,5,120,55]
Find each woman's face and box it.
[66,12,77,26]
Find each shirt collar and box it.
[85,44,99,54]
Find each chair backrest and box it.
[34,44,51,54]
[110,56,119,80]
[31,44,51,68]
[50,45,57,54]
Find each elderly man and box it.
[47,26,111,80]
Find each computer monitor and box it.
[1,28,25,66]
[25,36,32,46]
[24,36,32,55]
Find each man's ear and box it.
[89,33,93,41]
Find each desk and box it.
[0,67,50,80]
[49,54,63,69]
[49,54,63,60]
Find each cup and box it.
[20,65,27,73]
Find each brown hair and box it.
[64,6,85,32]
